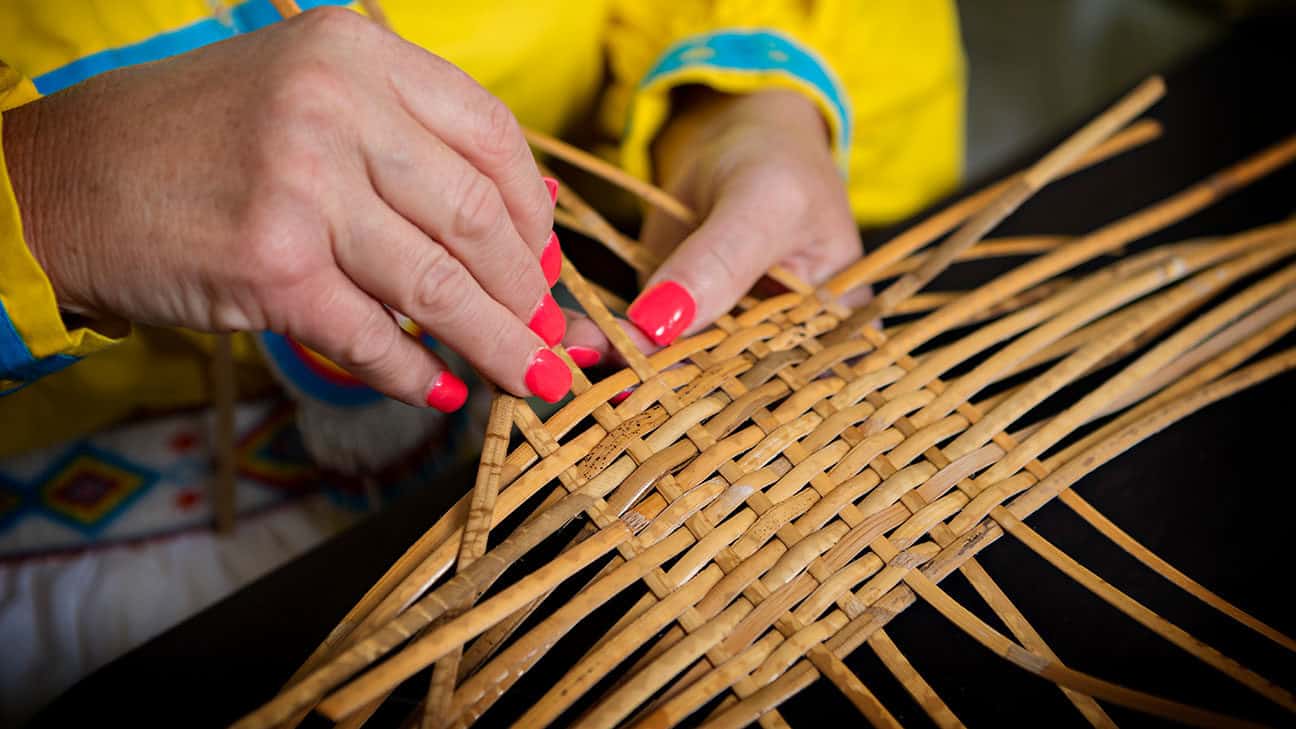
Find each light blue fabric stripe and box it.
[0,297,36,377]
[258,332,385,408]
[0,297,79,381]
[32,20,233,95]
[32,0,352,95]
[640,29,852,155]
[10,354,79,381]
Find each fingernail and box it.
[529,293,566,347]
[425,371,468,413]
[610,386,635,405]
[543,177,559,205]
[627,280,695,346]
[566,346,601,368]
[541,231,562,287]
[525,348,571,403]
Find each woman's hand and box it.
[2,7,571,408]
[563,88,864,361]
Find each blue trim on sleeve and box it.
[10,354,80,381]
[640,30,851,157]
[0,298,79,383]
[258,332,386,408]
[32,0,354,95]
[0,298,33,375]
[257,330,439,408]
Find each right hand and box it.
[1,6,571,408]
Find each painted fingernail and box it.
[566,346,601,368]
[425,371,468,413]
[543,177,559,205]
[541,231,562,287]
[610,386,635,405]
[525,348,571,403]
[529,293,566,347]
[627,280,695,346]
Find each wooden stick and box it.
[525,128,697,226]
[210,333,238,533]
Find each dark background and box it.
[27,11,1296,729]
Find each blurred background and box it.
[959,0,1237,180]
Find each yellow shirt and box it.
[0,0,964,456]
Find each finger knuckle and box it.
[761,170,814,217]
[240,211,318,293]
[278,60,349,116]
[520,184,554,246]
[410,245,466,316]
[473,94,524,167]
[449,170,505,241]
[339,312,400,374]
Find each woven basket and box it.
[231,75,1296,729]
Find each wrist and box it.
[653,87,831,184]
[2,94,96,316]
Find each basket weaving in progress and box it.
[227,67,1296,728]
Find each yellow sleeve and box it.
[600,0,965,227]
[1,61,121,395]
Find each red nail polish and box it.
[627,280,695,346]
[566,346,601,368]
[541,231,562,287]
[543,177,559,205]
[425,371,468,412]
[610,386,635,405]
[528,293,566,347]
[525,348,571,403]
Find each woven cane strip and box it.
[230,70,1296,727]
[482,199,1270,726]
[265,44,1163,726]
[575,167,1275,721]
[263,7,1285,726]
[417,232,1275,726]
[702,346,1296,729]
[453,224,1083,721]
[412,229,1264,721]
[487,243,1285,726]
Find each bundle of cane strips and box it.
[236,10,1296,725]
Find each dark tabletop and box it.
[27,13,1296,729]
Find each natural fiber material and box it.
[231,74,1296,729]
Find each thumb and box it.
[628,194,792,346]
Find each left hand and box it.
[563,88,864,363]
